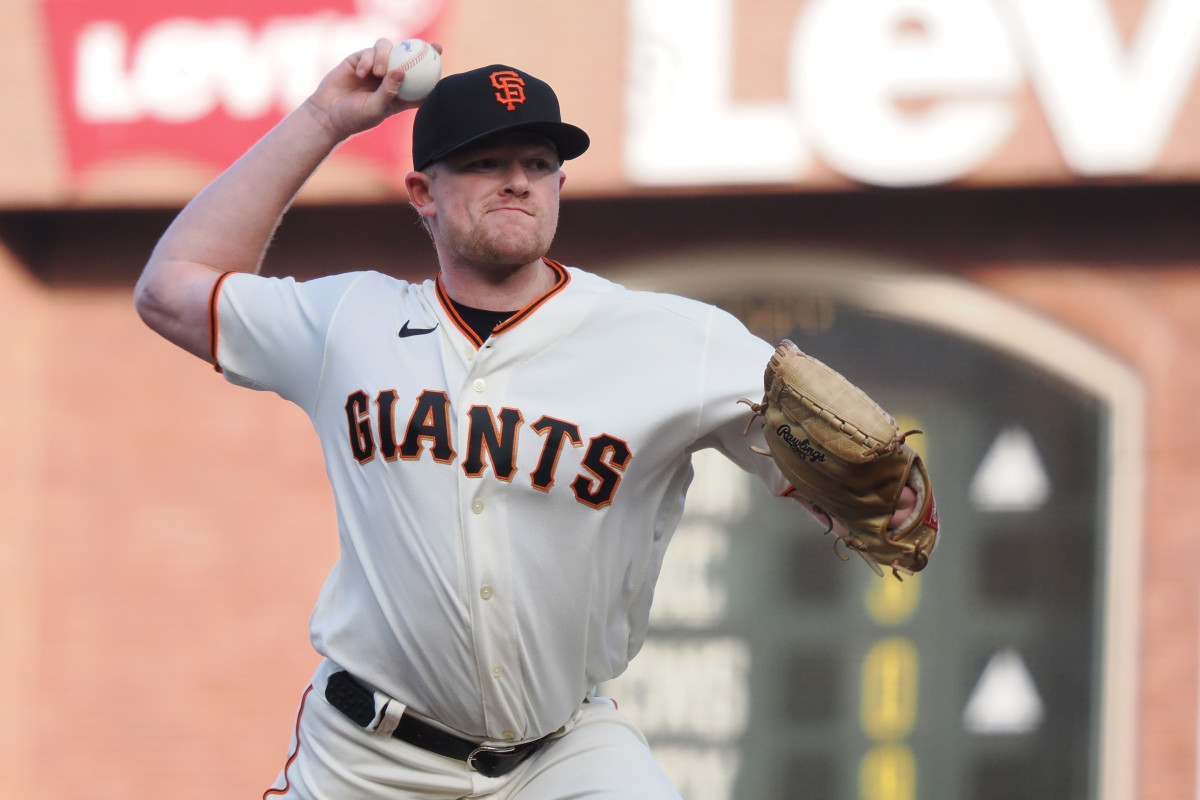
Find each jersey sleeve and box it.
[695,305,793,497]
[213,271,363,413]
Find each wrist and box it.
[297,95,354,149]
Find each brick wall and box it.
[0,267,337,798]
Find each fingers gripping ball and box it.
[389,39,442,102]
[741,340,939,580]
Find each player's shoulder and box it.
[341,270,435,301]
[303,269,426,294]
[226,269,430,302]
[564,266,741,327]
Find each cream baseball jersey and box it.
[213,259,790,742]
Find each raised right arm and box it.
[133,38,433,362]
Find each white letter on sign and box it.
[625,0,810,184]
[76,23,139,123]
[793,0,1021,186]
[134,20,224,123]
[1004,0,1200,176]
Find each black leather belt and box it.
[324,670,550,778]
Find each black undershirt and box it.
[449,298,516,342]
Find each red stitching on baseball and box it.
[395,42,428,73]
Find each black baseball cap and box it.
[412,64,590,171]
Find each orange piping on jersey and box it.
[493,258,570,334]
[263,684,313,797]
[435,258,571,349]
[209,271,236,373]
[436,276,486,349]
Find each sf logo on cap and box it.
[490,70,526,110]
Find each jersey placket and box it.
[459,344,528,741]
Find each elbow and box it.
[133,273,169,333]
[132,275,150,320]
[131,263,219,363]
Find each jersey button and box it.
[479,585,493,600]
[491,664,504,678]
[472,378,486,392]
[471,500,485,515]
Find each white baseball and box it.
[388,39,442,102]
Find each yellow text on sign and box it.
[861,638,918,740]
[860,744,915,800]
[865,572,921,625]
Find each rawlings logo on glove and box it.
[741,340,939,580]
[776,426,827,463]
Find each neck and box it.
[437,257,554,311]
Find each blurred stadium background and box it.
[1,1,1198,798]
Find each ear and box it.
[404,171,436,217]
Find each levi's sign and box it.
[44,0,443,179]
[626,0,1200,187]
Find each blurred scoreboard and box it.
[603,272,1138,800]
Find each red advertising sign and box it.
[43,0,444,185]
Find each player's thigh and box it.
[504,700,681,800]
[264,683,474,800]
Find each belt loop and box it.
[372,694,406,739]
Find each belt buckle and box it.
[467,743,520,777]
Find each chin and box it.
[481,236,551,267]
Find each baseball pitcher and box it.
[134,38,936,800]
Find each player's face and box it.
[425,134,566,271]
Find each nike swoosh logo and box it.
[398,321,439,338]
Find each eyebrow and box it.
[442,148,559,172]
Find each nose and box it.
[501,161,530,195]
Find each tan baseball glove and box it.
[741,340,938,580]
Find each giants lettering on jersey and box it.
[345,389,633,509]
